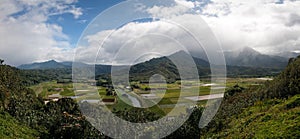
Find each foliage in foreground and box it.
[0,111,39,139]
[199,56,300,138]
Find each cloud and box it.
[76,0,300,65]
[286,13,300,27]
[144,0,300,55]
[147,4,191,18]
[76,21,188,65]
[199,0,300,54]
[0,0,82,66]
[175,0,195,8]
[4,0,298,66]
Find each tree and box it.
[224,84,245,98]
[0,59,3,65]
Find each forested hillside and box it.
[200,56,300,138]
[0,62,102,138]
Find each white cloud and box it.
[0,0,82,66]
[77,0,300,65]
[175,0,195,8]
[199,0,300,54]
[1,0,299,67]
[143,0,300,55]
[147,4,190,18]
[76,21,187,65]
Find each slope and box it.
[0,111,39,139]
[211,95,300,138]
[200,55,300,138]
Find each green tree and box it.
[0,59,4,65]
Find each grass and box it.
[111,97,132,112]
[158,98,173,105]
[210,95,300,138]
[0,111,39,139]
[30,78,269,118]
[30,81,74,98]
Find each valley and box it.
[0,51,299,138]
[30,77,270,117]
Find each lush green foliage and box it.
[263,57,300,98]
[0,64,103,138]
[199,56,300,138]
[20,68,72,86]
[0,111,39,139]
[209,95,300,138]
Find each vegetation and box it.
[210,95,300,138]
[20,68,72,86]
[0,62,103,138]
[0,54,299,138]
[199,56,300,138]
[0,111,39,139]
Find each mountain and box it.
[128,50,280,81]
[60,61,86,67]
[224,47,288,68]
[18,60,117,75]
[273,51,300,59]
[128,50,211,82]
[18,60,69,69]
[18,47,289,71]
[18,50,285,82]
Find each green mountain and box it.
[18,50,284,82]
[129,50,282,82]
[18,60,68,69]
[129,50,211,82]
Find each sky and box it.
[0,0,300,66]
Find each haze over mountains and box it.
[18,47,290,70]
[224,47,288,68]
[18,60,68,69]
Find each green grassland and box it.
[30,78,269,117]
[209,95,300,138]
[30,81,74,98]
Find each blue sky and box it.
[0,0,299,66]
[48,0,125,46]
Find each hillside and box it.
[211,95,300,138]
[0,111,39,139]
[0,62,103,138]
[201,55,300,138]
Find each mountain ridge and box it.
[18,48,288,70]
[17,50,288,79]
[224,47,288,68]
[18,60,68,69]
